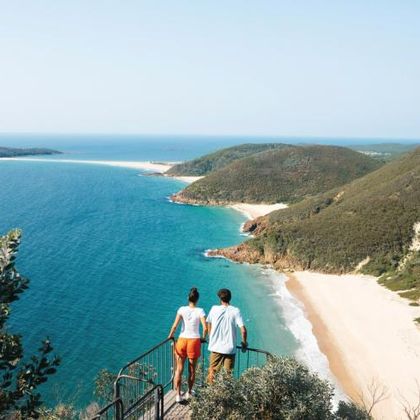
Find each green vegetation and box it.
[175,145,382,204]
[0,147,61,158]
[190,356,371,419]
[229,147,420,302]
[94,369,117,404]
[0,229,60,418]
[167,143,292,176]
[379,250,420,302]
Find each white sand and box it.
[0,157,174,173]
[2,158,204,185]
[229,203,288,219]
[288,271,420,420]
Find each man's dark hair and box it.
[217,288,231,303]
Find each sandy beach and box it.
[1,158,208,185]
[229,203,288,219]
[0,157,175,173]
[287,271,420,419]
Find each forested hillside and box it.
[166,143,292,176]
[173,145,382,204]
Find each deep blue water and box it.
[0,138,302,408]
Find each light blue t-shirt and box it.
[207,305,244,355]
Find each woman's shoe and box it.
[175,394,183,403]
[184,390,196,400]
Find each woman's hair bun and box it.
[188,287,199,303]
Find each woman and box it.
[168,287,207,403]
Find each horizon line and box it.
[0,132,419,143]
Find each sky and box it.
[0,1,419,139]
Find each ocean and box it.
[0,135,335,408]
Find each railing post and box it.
[114,381,122,420]
[170,340,175,390]
[117,399,123,420]
[155,387,163,420]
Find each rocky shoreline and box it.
[170,192,238,206]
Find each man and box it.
[206,288,247,382]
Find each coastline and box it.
[286,274,360,400]
[2,158,287,217]
[286,271,420,420]
[1,158,204,184]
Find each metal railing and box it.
[114,338,175,419]
[93,338,272,419]
[196,342,271,386]
[91,398,123,420]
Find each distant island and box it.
[0,146,61,158]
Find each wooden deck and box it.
[163,390,191,419]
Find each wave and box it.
[239,222,251,236]
[203,249,226,259]
[262,268,347,404]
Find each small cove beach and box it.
[287,272,420,420]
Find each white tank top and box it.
[177,306,206,339]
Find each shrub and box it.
[335,401,371,419]
[190,356,370,420]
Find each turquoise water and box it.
[0,140,300,408]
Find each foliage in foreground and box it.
[190,357,370,420]
[0,229,60,418]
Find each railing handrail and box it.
[116,338,270,378]
[116,337,175,377]
[90,397,123,419]
[234,344,272,357]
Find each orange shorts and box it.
[175,338,201,360]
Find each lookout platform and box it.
[92,338,270,419]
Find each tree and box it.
[190,356,371,420]
[0,229,60,418]
[94,369,117,404]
